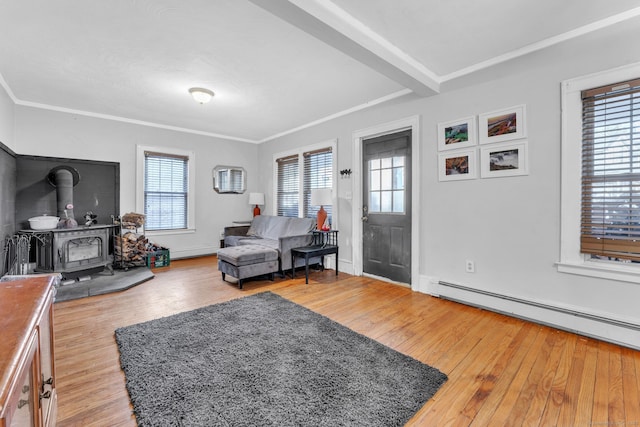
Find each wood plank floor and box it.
[53,256,640,426]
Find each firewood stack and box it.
[114,232,148,266]
[120,212,145,229]
[115,212,148,267]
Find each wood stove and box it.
[21,225,116,278]
[13,163,119,280]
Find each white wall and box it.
[14,107,259,259]
[257,24,640,348]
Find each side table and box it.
[291,230,338,284]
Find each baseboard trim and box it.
[437,280,640,350]
[171,246,217,260]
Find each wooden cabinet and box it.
[0,276,58,427]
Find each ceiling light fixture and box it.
[189,87,215,104]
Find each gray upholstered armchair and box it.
[223,215,320,272]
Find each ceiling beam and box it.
[249,0,439,97]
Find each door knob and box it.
[361,216,368,222]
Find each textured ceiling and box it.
[1,0,639,143]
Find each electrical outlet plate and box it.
[465,260,475,273]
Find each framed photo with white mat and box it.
[480,140,529,178]
[478,105,526,144]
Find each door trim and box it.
[351,115,420,290]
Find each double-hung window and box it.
[559,63,640,282]
[303,148,333,219]
[144,151,188,230]
[275,142,335,220]
[276,155,299,217]
[581,78,640,262]
[137,145,195,232]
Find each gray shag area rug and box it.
[115,292,447,427]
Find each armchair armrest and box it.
[224,225,250,237]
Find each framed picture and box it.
[438,149,477,181]
[478,105,526,144]
[480,141,528,178]
[437,116,476,151]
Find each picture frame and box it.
[437,116,476,151]
[438,149,477,181]
[480,141,528,178]
[478,105,526,144]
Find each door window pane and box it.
[368,155,405,214]
[381,191,392,212]
[370,169,380,191]
[381,169,392,190]
[370,191,380,212]
[393,190,404,212]
[393,167,404,190]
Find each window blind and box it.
[581,78,640,261]
[303,147,333,219]
[276,154,299,217]
[144,151,188,230]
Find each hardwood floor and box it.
[53,256,640,426]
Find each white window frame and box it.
[272,139,337,221]
[558,62,640,283]
[136,145,196,235]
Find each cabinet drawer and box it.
[3,333,38,427]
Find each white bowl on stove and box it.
[28,215,60,230]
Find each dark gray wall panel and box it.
[15,155,119,230]
[0,143,16,274]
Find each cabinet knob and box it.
[40,391,51,400]
[18,399,29,409]
[22,385,30,393]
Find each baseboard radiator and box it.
[437,281,640,349]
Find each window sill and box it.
[145,228,195,237]
[556,260,640,284]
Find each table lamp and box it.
[249,192,265,217]
[310,188,332,230]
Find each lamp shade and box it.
[310,188,332,206]
[249,192,265,205]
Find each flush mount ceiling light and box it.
[189,87,215,104]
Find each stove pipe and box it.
[47,165,80,225]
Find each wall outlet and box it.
[465,260,475,273]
